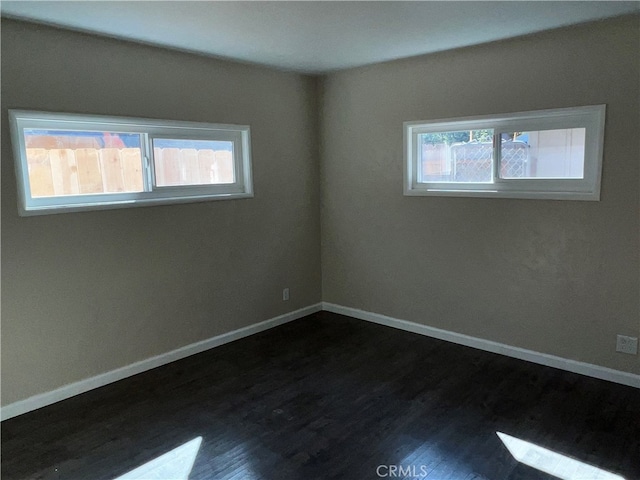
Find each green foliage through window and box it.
[421,130,493,145]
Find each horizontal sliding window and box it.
[23,129,145,198]
[499,128,585,180]
[419,130,494,183]
[9,110,253,216]
[404,105,605,200]
[152,138,235,187]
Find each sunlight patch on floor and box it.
[113,436,202,480]
[497,432,625,480]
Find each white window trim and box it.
[9,110,253,216]
[404,105,605,201]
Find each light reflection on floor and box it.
[112,437,262,480]
[212,443,261,480]
[497,432,625,480]
[113,436,202,480]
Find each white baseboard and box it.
[322,302,640,389]
[4,301,636,421]
[1,303,322,421]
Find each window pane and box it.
[153,139,235,187]
[23,129,143,197]
[500,128,585,179]
[419,130,494,183]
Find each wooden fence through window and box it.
[25,147,234,198]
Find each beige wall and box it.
[2,15,639,409]
[1,19,322,406]
[320,16,640,374]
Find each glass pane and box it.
[419,130,494,183]
[500,128,585,179]
[153,139,235,187]
[23,129,143,198]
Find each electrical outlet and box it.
[616,335,638,355]
[282,288,290,301]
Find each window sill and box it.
[403,188,599,201]
[19,192,254,217]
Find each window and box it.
[404,105,605,200]
[9,110,253,215]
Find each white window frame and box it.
[404,105,605,201]
[9,110,253,216]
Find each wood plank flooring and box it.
[2,311,639,479]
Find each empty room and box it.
[1,2,639,479]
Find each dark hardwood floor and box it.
[2,311,639,480]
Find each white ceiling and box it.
[2,1,638,74]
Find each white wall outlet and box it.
[282,288,290,301]
[616,335,638,355]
